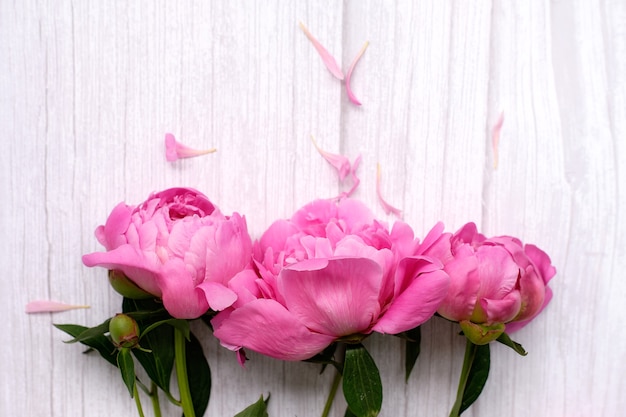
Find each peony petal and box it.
[437,245,480,322]
[505,286,553,333]
[165,133,216,162]
[372,269,449,334]
[376,163,402,217]
[524,244,557,284]
[279,257,382,337]
[479,290,522,324]
[475,245,520,299]
[158,258,209,319]
[212,299,335,361]
[345,41,369,105]
[196,281,237,311]
[96,202,133,249]
[310,136,351,181]
[25,300,90,314]
[340,155,362,198]
[491,111,504,169]
[298,22,344,80]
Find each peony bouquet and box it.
[42,183,555,417]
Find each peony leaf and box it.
[459,343,490,414]
[343,343,382,417]
[496,332,527,356]
[404,326,421,382]
[234,395,270,417]
[59,319,111,344]
[185,332,212,417]
[299,22,344,80]
[54,323,118,367]
[345,41,369,106]
[117,348,136,397]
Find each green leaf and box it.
[342,344,382,417]
[234,395,270,417]
[459,343,490,414]
[343,407,358,417]
[404,326,421,382]
[59,319,111,344]
[54,324,117,367]
[184,332,211,417]
[117,348,136,397]
[497,332,528,356]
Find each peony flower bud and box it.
[459,320,505,345]
[109,314,140,349]
[108,270,153,299]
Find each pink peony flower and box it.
[82,188,254,319]
[212,198,449,361]
[421,222,556,340]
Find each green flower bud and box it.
[459,320,505,345]
[108,270,153,299]
[109,313,140,349]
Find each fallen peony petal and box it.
[342,155,362,198]
[491,111,504,169]
[345,41,369,106]
[165,133,216,162]
[299,22,344,80]
[376,163,402,217]
[25,300,90,314]
[310,136,351,180]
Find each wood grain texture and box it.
[1,1,624,416]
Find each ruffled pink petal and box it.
[196,281,237,311]
[82,245,163,296]
[298,22,344,80]
[212,298,335,361]
[165,133,216,162]
[491,111,504,169]
[479,290,522,324]
[437,245,480,322]
[524,244,557,284]
[475,245,520,299]
[345,41,369,105]
[513,265,547,322]
[158,258,209,319]
[339,155,361,198]
[25,300,89,314]
[505,286,553,333]
[279,257,382,337]
[95,202,133,249]
[376,163,402,217]
[372,269,449,334]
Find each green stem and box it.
[175,328,196,417]
[321,368,342,417]
[150,381,163,417]
[133,382,145,417]
[449,339,477,417]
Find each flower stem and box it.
[321,368,342,417]
[133,382,145,417]
[150,381,162,417]
[175,328,196,417]
[449,339,477,417]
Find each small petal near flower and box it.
[25,300,90,314]
[345,41,369,106]
[165,133,216,162]
[299,22,344,80]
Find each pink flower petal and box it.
[311,136,351,180]
[376,163,402,217]
[165,133,216,162]
[279,257,383,337]
[345,41,369,106]
[338,155,362,199]
[491,111,504,169]
[25,300,90,314]
[299,22,344,80]
[212,299,335,361]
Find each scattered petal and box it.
[299,22,344,80]
[376,164,402,217]
[491,111,504,169]
[345,41,369,106]
[165,133,217,162]
[342,155,362,198]
[25,300,90,314]
[311,136,351,180]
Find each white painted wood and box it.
[1,1,624,416]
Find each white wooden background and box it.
[1,1,624,416]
